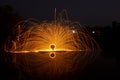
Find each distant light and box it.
[92,30,95,34]
[72,30,76,33]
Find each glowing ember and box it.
[3,10,101,79]
[4,20,100,53]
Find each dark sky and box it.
[0,0,120,26]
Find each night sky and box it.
[0,0,120,26]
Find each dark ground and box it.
[0,51,119,80]
[81,53,119,80]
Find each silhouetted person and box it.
[50,44,55,51]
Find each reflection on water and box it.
[49,52,56,59]
[8,51,99,80]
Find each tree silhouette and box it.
[0,5,22,50]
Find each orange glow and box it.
[49,52,56,59]
[3,11,101,79]
[4,19,100,53]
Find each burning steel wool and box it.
[4,11,101,80]
[4,20,100,53]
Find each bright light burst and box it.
[3,10,101,79]
[4,19,100,53]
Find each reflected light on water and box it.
[3,10,101,79]
[7,51,99,80]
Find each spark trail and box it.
[4,10,101,80]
